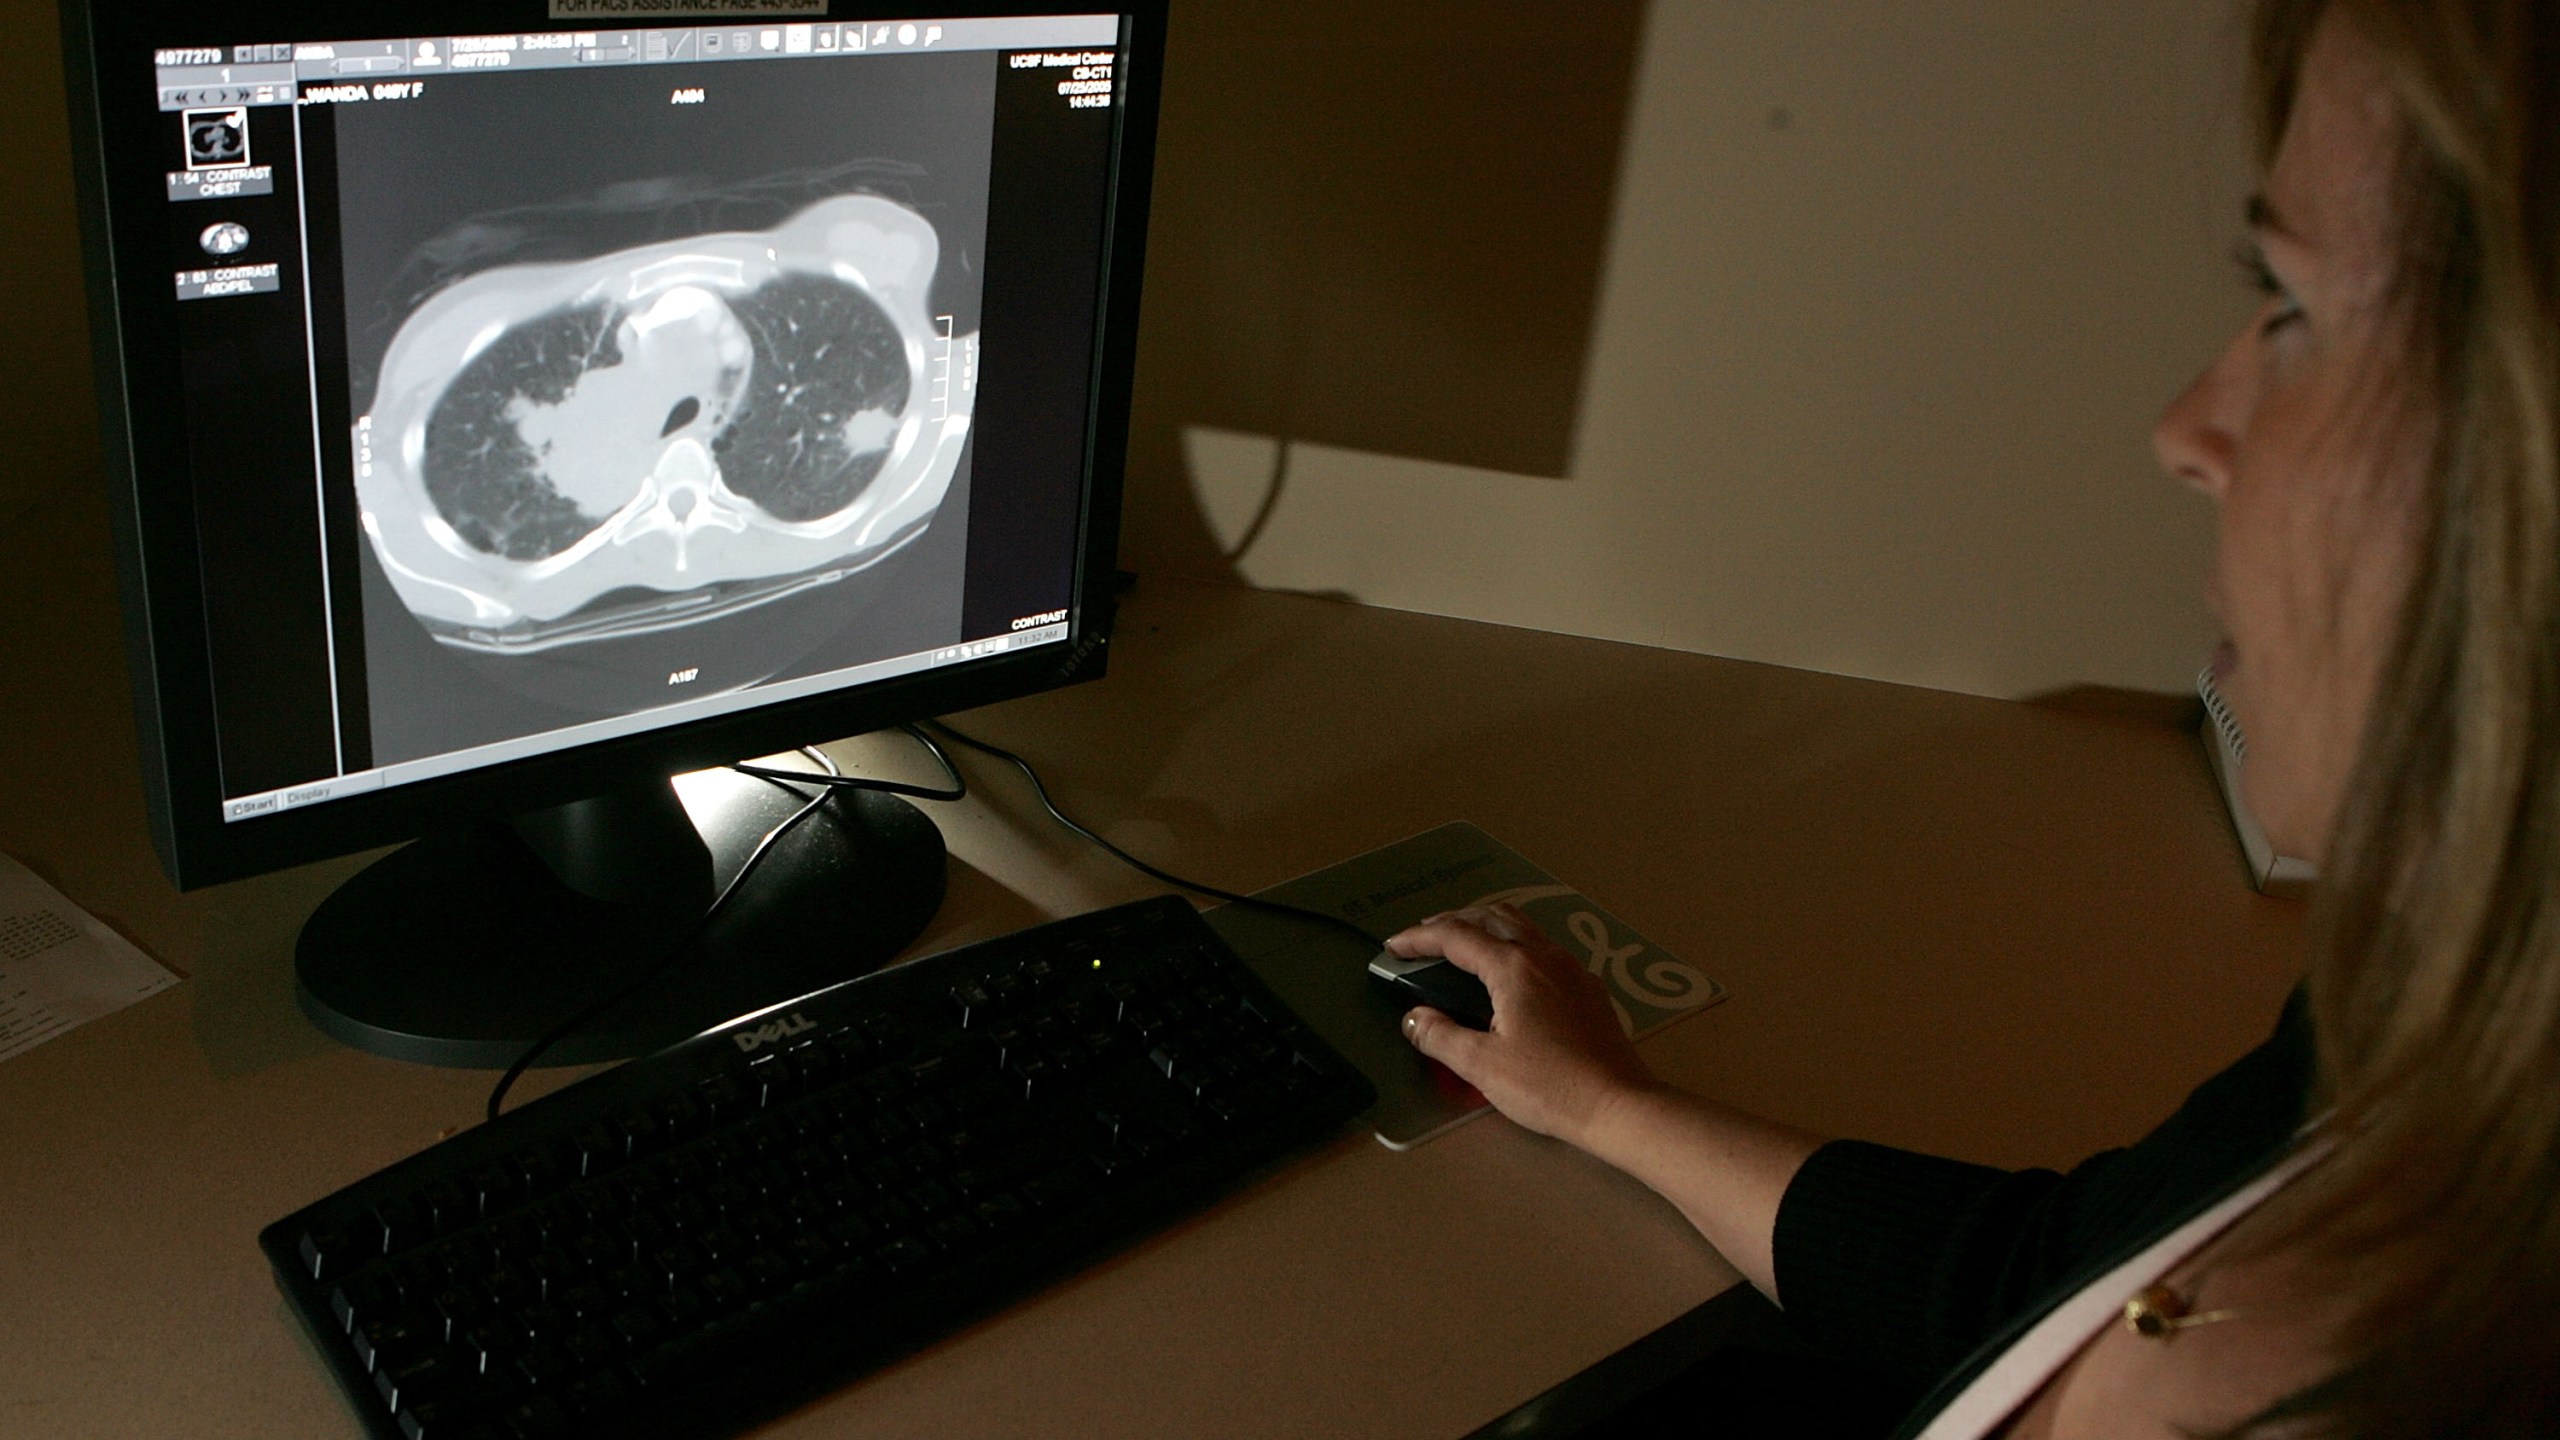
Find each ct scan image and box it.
[330,52,994,758]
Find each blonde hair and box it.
[2230,2,2560,1435]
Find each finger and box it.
[1383,909,1481,956]
[1433,904,1521,941]
[1383,913,1494,961]
[1403,1006,1488,1075]
[1388,907,1492,953]
[1382,926,1439,958]
[1488,902,1546,942]
[1387,918,1519,982]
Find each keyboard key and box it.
[353,1314,430,1372]
[984,970,1027,1009]
[430,1286,488,1341]
[874,1235,936,1275]
[785,1039,835,1088]
[298,1225,357,1280]
[611,1109,663,1160]
[570,1230,621,1273]
[697,1265,750,1312]
[820,1024,872,1067]
[515,1298,572,1342]
[785,1231,835,1272]
[331,1269,399,1333]
[513,1340,573,1390]
[923,1213,982,1253]
[744,1248,793,1287]
[972,1192,1030,1233]
[373,1346,458,1412]
[482,1265,535,1309]
[398,1391,508,1440]
[1008,1054,1059,1099]
[375,1197,432,1253]
[467,1166,522,1220]
[659,1285,708,1334]
[514,1145,572,1200]
[1023,1165,1092,1215]
[501,1393,572,1440]
[821,1213,875,1253]
[745,1052,792,1107]
[561,1322,618,1368]
[565,1124,621,1179]
[655,1095,706,1141]
[564,1367,632,1421]
[460,1320,518,1374]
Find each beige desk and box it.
[0,492,2303,1438]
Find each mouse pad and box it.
[1203,822,1726,1149]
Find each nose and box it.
[2153,334,2246,501]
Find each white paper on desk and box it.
[0,851,178,1062]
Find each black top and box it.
[1770,989,2316,1435]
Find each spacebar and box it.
[629,1268,884,1394]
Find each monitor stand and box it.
[295,768,947,1068]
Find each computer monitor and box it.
[59,0,1164,1065]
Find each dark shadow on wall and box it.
[1121,0,1649,580]
[0,0,101,532]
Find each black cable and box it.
[923,718,1384,953]
[732,723,965,802]
[484,729,967,1121]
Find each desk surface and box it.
[0,537,2304,1437]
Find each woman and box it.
[1387,4,2560,1436]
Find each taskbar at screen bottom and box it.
[218,622,1071,824]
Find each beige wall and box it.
[1126,2,2258,700]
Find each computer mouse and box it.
[1367,951,1496,1031]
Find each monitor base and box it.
[295,773,947,1069]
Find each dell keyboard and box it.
[262,895,1377,1440]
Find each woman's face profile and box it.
[2153,12,2428,864]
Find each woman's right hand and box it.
[1386,903,1661,1149]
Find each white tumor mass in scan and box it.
[507,286,746,517]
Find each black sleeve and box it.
[1768,989,2315,1388]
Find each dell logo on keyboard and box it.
[731,1013,816,1053]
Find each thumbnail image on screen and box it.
[328,52,995,755]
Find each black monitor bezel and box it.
[59,0,1162,890]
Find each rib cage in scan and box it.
[356,195,976,655]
